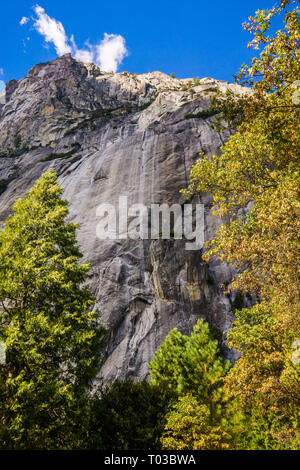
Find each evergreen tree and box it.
[0,170,106,449]
[149,319,229,403]
[176,320,230,402]
[149,320,240,449]
[149,328,188,394]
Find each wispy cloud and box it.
[70,36,94,64]
[96,34,127,74]
[33,6,71,55]
[71,33,128,72]
[24,5,128,72]
[0,68,3,75]
[20,16,29,26]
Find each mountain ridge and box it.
[0,54,252,381]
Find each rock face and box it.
[0,54,250,381]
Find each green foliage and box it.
[150,319,230,402]
[170,72,175,78]
[0,170,106,449]
[149,320,242,449]
[149,327,187,394]
[242,407,300,450]
[88,380,170,450]
[226,302,300,449]
[161,394,233,450]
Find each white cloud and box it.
[0,68,3,75]
[71,33,128,72]
[33,5,71,56]
[20,16,29,26]
[29,5,128,72]
[96,34,128,72]
[71,36,94,64]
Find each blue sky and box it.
[0,0,282,91]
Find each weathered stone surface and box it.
[0,55,250,381]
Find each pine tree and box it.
[149,319,229,403]
[0,170,106,449]
[149,328,188,394]
[176,320,230,402]
[149,319,239,449]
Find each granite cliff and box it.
[0,54,251,381]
